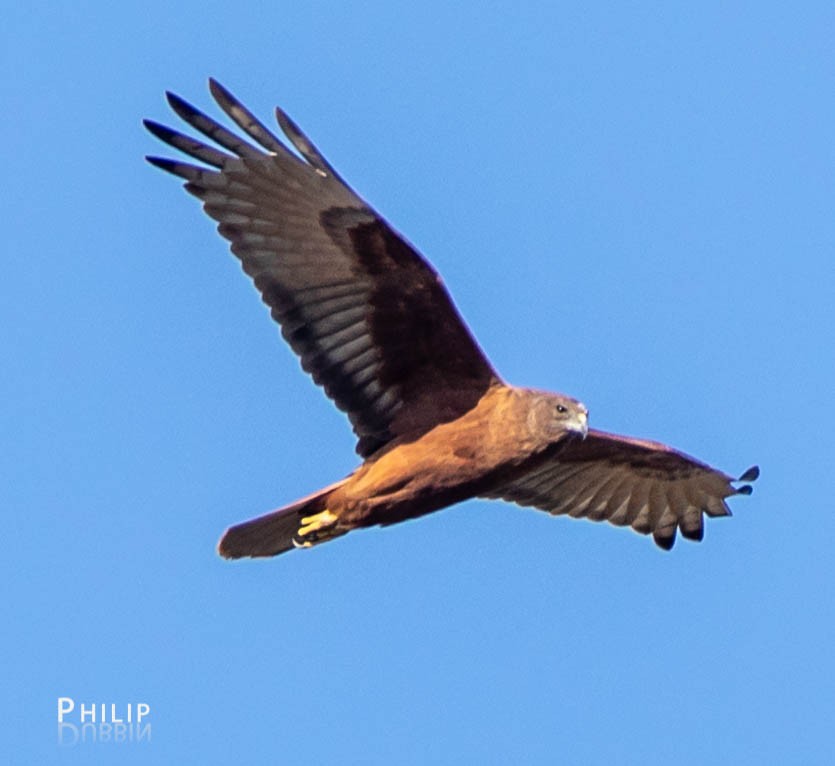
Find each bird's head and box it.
[526,391,588,442]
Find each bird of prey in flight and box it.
[144,80,757,558]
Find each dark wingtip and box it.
[653,531,676,551]
[183,182,204,198]
[274,106,301,140]
[145,155,177,172]
[679,523,704,542]
[730,466,758,496]
[143,118,173,142]
[208,77,229,102]
[165,90,198,120]
[739,465,760,482]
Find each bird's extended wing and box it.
[145,80,500,457]
[481,428,758,549]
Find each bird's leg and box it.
[293,509,340,548]
[298,509,338,535]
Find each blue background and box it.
[4,2,834,764]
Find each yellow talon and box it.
[298,509,338,538]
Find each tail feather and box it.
[217,481,343,559]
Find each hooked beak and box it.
[569,408,588,439]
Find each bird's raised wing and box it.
[145,80,500,457]
[481,428,758,549]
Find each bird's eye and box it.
[556,404,568,414]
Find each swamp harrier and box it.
[145,80,758,558]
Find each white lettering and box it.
[57,697,74,722]
[55,698,152,745]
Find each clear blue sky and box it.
[4,2,834,764]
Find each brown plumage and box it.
[144,80,758,557]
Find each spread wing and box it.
[145,80,500,457]
[481,429,759,549]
